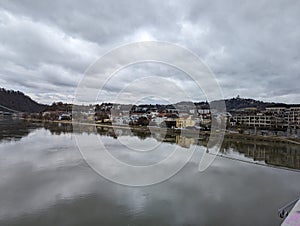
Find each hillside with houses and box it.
[1,88,299,137]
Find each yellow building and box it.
[176,116,196,128]
[175,135,195,148]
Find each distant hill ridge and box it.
[182,97,300,111]
[0,87,299,113]
[0,88,47,113]
[223,97,300,111]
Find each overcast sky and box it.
[0,0,299,104]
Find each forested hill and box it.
[0,88,47,113]
[224,97,300,111]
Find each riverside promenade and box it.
[282,199,300,226]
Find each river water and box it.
[0,119,299,226]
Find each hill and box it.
[224,97,300,111]
[224,97,268,111]
[0,88,47,113]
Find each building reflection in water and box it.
[1,119,299,170]
[175,135,195,148]
[221,139,300,170]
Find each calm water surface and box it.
[0,119,299,226]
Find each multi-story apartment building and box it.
[232,115,274,127]
[230,106,300,128]
[266,106,300,127]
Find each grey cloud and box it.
[1,0,180,45]
[0,0,299,104]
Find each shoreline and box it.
[20,118,300,145]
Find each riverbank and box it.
[21,118,300,145]
[225,132,300,145]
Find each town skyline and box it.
[1,1,300,225]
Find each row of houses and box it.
[111,113,199,129]
[24,102,300,130]
[92,102,212,129]
[27,103,208,129]
[108,106,213,129]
